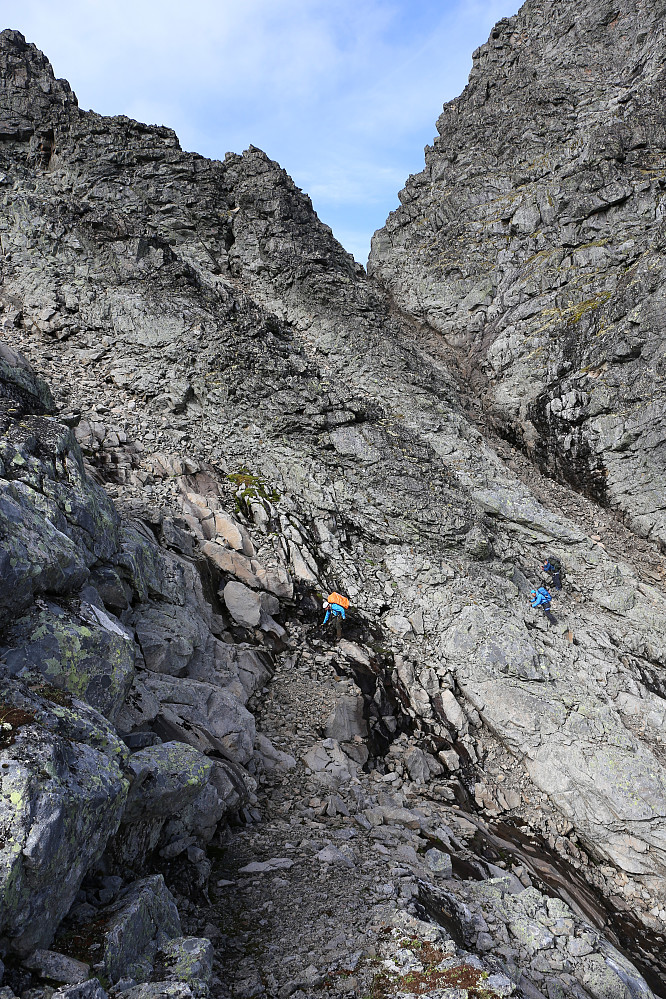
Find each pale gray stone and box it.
[222,582,262,628]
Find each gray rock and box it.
[254,733,296,772]
[24,950,89,984]
[424,848,452,878]
[0,600,135,722]
[238,858,293,874]
[222,582,262,629]
[100,875,181,984]
[0,481,89,628]
[315,845,355,869]
[123,742,213,822]
[212,512,254,556]
[403,747,431,784]
[159,937,214,988]
[301,740,359,783]
[144,673,255,764]
[323,696,367,742]
[52,981,109,999]
[120,986,193,999]
[0,684,128,956]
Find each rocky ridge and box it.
[1,20,666,999]
[369,0,666,548]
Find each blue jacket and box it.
[323,603,346,623]
[531,587,552,608]
[543,560,560,574]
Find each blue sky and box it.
[4,0,519,262]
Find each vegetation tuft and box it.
[0,704,37,750]
[358,939,506,998]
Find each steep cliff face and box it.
[369,0,666,546]
[3,23,666,999]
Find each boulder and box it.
[0,344,54,416]
[52,981,108,999]
[316,845,355,869]
[254,564,293,600]
[0,684,129,956]
[385,614,412,637]
[115,526,187,605]
[403,747,432,784]
[301,739,359,784]
[424,847,453,878]
[213,512,254,555]
[122,742,213,823]
[159,936,214,992]
[323,696,367,742]
[100,875,181,985]
[143,674,255,764]
[0,482,89,628]
[239,858,293,874]
[254,733,296,772]
[132,604,209,677]
[24,950,90,984]
[222,582,262,628]
[0,600,135,722]
[204,543,261,588]
[120,984,193,999]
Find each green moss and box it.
[227,466,280,510]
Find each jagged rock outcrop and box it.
[369,0,666,548]
[0,343,270,986]
[3,20,666,999]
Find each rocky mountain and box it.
[369,0,666,547]
[2,10,666,999]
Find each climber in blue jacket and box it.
[322,599,346,639]
[542,556,562,590]
[323,599,346,624]
[530,587,555,623]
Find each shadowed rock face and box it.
[4,19,666,999]
[369,0,666,547]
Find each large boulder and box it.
[157,937,214,995]
[144,674,255,764]
[323,696,367,742]
[99,875,181,985]
[0,481,89,627]
[0,684,129,956]
[0,343,54,418]
[122,742,213,823]
[0,600,135,722]
[222,581,262,628]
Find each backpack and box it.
[545,555,562,573]
[327,592,350,610]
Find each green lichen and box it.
[565,292,612,324]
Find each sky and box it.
[3,0,519,263]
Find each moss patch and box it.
[54,914,109,966]
[361,940,507,998]
[0,705,38,749]
[27,682,73,708]
[227,467,280,514]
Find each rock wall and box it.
[2,21,666,999]
[0,342,270,983]
[368,0,666,547]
